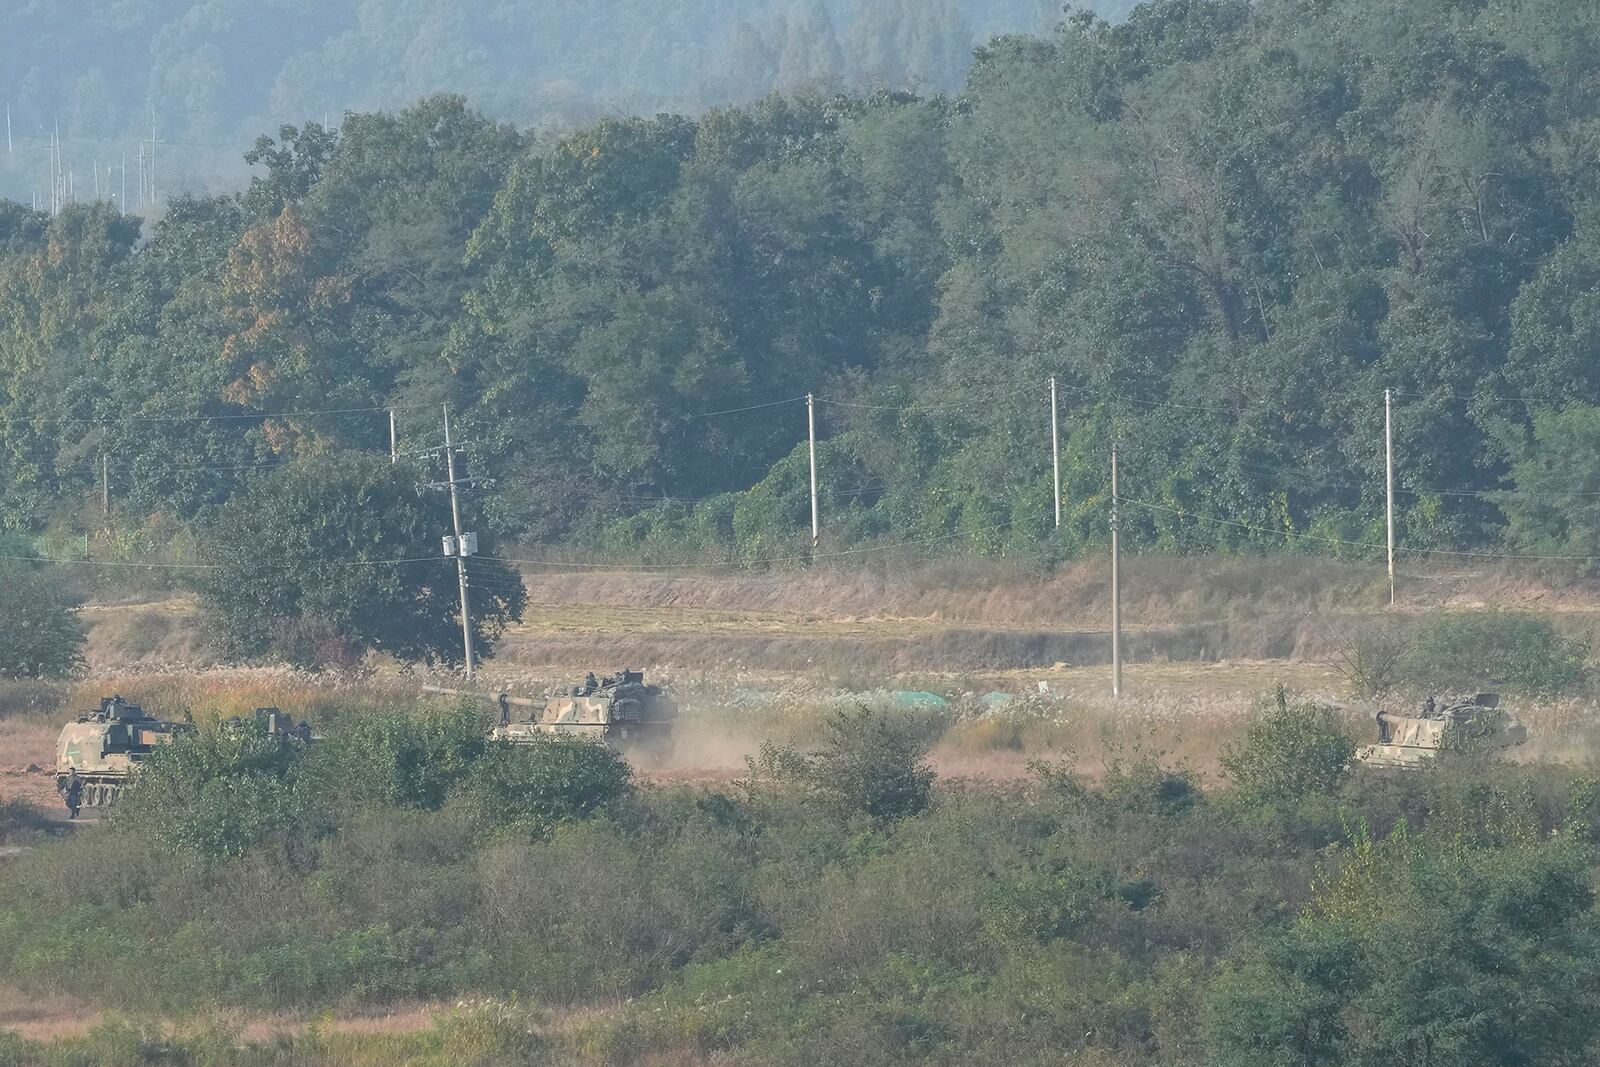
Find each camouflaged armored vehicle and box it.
[494,670,677,751]
[55,696,195,809]
[223,706,316,745]
[429,669,677,754]
[1356,692,1528,768]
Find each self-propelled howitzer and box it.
[427,669,677,755]
[1356,692,1528,768]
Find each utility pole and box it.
[442,405,476,678]
[5,102,10,155]
[1111,445,1122,698]
[100,452,110,528]
[149,103,157,206]
[389,408,398,464]
[807,392,819,552]
[1385,389,1396,607]
[1050,376,1062,528]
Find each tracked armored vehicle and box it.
[55,696,195,809]
[1356,692,1528,768]
[223,706,316,745]
[499,669,677,751]
[429,669,678,754]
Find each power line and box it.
[0,553,444,571]
[1390,388,1564,405]
[814,379,1033,414]
[55,403,422,426]
[107,458,291,474]
[487,510,1046,573]
[683,396,807,419]
[1122,497,1600,562]
[1051,379,1242,415]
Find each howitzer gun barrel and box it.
[422,685,542,709]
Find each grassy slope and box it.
[76,555,1600,674]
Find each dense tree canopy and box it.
[4,0,1600,568]
[201,451,526,667]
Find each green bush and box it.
[306,704,487,813]
[1402,614,1590,696]
[750,706,935,822]
[0,560,85,679]
[124,721,305,859]
[466,736,633,838]
[1220,689,1355,805]
[1206,838,1600,1067]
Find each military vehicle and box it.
[223,706,316,745]
[428,669,678,754]
[1356,692,1528,768]
[55,696,195,809]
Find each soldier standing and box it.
[62,768,83,820]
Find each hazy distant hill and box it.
[0,0,1135,202]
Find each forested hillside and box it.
[0,0,1135,203]
[4,0,1600,567]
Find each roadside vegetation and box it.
[4,693,1600,1064]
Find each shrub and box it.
[124,721,306,859]
[0,796,51,845]
[1220,689,1354,805]
[1326,622,1410,697]
[0,561,85,678]
[1102,753,1203,817]
[749,707,935,822]
[466,736,633,838]
[307,704,487,813]
[1401,613,1589,696]
[1208,838,1600,1067]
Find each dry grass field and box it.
[10,555,1600,804]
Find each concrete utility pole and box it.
[100,452,110,528]
[1050,376,1062,528]
[389,408,398,464]
[442,405,476,678]
[1385,389,1396,607]
[807,392,819,552]
[1111,445,1123,698]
